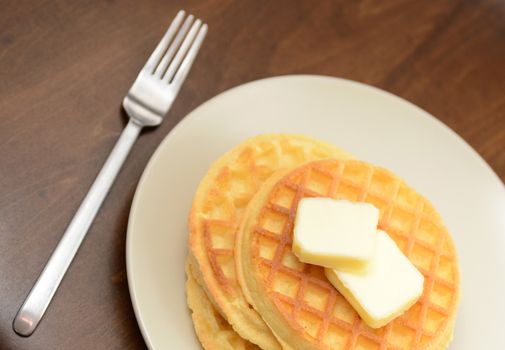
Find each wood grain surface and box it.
[1,1,504,349]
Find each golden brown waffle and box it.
[236,159,460,350]
[186,260,260,350]
[188,134,352,350]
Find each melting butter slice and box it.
[293,198,378,271]
[325,230,425,328]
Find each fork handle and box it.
[13,119,143,337]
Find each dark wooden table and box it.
[1,1,504,349]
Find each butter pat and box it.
[325,230,424,328]
[293,198,379,271]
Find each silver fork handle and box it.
[13,119,143,337]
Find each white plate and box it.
[126,75,505,349]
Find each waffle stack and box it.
[186,135,460,350]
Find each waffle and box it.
[186,260,260,350]
[188,134,352,350]
[236,159,460,350]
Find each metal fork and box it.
[13,10,207,337]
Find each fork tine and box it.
[154,14,194,77]
[143,10,185,73]
[162,19,203,83]
[171,24,208,88]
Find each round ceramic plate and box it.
[126,75,505,349]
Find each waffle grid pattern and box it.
[201,139,339,294]
[251,160,458,349]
